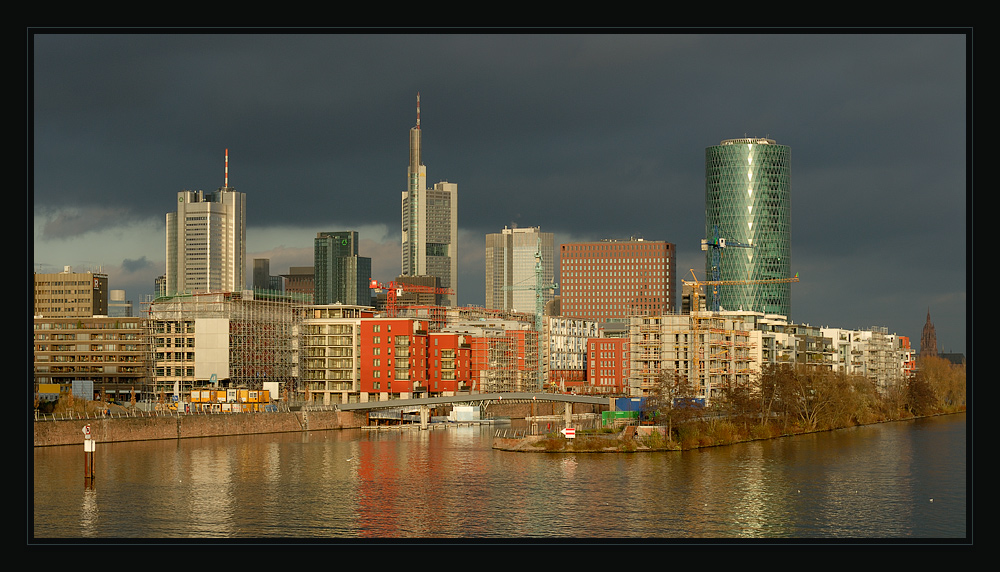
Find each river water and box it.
[31,413,967,541]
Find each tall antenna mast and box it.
[416,92,421,129]
[225,148,229,188]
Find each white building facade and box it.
[485,226,555,314]
[166,184,246,296]
[542,316,600,391]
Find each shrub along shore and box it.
[494,357,967,453]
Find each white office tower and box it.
[401,93,458,306]
[165,150,246,296]
[485,226,555,313]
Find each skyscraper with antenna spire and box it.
[165,149,246,295]
[401,93,458,306]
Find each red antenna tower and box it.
[225,148,229,187]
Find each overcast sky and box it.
[30,31,969,355]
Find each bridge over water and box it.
[332,392,614,428]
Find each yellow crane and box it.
[683,269,800,313]
[682,270,799,399]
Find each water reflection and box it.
[80,489,98,537]
[33,415,966,540]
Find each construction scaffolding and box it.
[146,291,302,400]
[446,319,538,393]
[634,318,663,392]
[630,313,755,402]
[864,326,901,390]
[395,305,449,332]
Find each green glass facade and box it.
[705,138,791,317]
[315,231,372,306]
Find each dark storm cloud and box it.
[121,256,153,274]
[38,206,133,240]
[31,31,969,352]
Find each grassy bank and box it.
[495,358,967,453]
[493,409,965,453]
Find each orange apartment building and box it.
[359,318,429,397]
[586,337,629,394]
[358,318,472,398]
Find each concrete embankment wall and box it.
[34,400,607,447]
[33,409,367,447]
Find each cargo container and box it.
[615,397,647,412]
[602,410,639,427]
[38,383,64,394]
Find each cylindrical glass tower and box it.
[705,137,791,317]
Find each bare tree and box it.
[647,369,698,441]
[719,371,759,425]
[767,365,845,431]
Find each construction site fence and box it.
[34,402,293,422]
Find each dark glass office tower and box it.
[315,231,372,306]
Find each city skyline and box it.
[30,31,969,355]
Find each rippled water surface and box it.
[32,414,967,539]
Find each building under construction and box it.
[146,290,304,400]
[629,312,755,401]
[821,325,913,390]
[442,319,538,393]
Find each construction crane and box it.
[683,269,800,313]
[501,237,557,391]
[502,237,558,332]
[702,224,752,283]
[368,279,454,318]
[683,269,799,397]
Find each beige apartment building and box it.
[32,316,149,401]
[33,267,109,317]
[629,313,755,402]
[298,304,374,405]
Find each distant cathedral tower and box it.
[919,309,938,359]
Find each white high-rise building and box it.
[165,150,246,296]
[401,94,458,306]
[485,226,554,313]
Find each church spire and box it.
[920,308,938,359]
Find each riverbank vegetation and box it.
[503,357,966,453]
[637,356,967,450]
